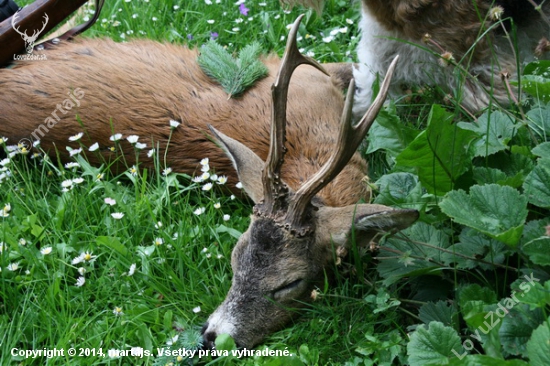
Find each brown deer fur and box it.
[0,38,363,207]
[286,0,550,116]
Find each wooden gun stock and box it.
[0,0,89,67]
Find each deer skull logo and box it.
[11,9,49,54]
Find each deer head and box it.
[201,15,418,349]
[11,9,49,53]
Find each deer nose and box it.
[200,322,217,350]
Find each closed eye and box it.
[273,279,304,301]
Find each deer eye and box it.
[273,279,305,301]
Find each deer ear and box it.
[208,125,265,203]
[316,204,419,247]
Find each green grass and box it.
[3,0,550,365]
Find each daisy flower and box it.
[126,135,139,144]
[75,276,85,287]
[104,197,116,206]
[194,207,206,216]
[128,263,136,276]
[65,162,80,169]
[68,132,84,141]
[69,148,82,157]
[110,133,123,142]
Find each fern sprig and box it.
[197,41,269,98]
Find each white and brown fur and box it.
[288,0,550,116]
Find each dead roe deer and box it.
[0,15,419,349]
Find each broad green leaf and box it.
[407,321,464,366]
[419,301,459,330]
[481,152,534,179]
[442,228,508,270]
[373,172,427,211]
[521,218,550,244]
[458,285,503,358]
[215,333,237,351]
[532,142,550,158]
[472,167,523,188]
[523,158,550,208]
[523,60,550,76]
[396,104,476,195]
[439,184,528,247]
[526,318,550,366]
[366,104,419,157]
[377,222,450,285]
[522,237,550,266]
[513,278,550,310]
[499,305,545,357]
[448,355,529,366]
[526,104,550,138]
[459,284,497,319]
[458,110,517,157]
[522,75,550,103]
[96,236,127,256]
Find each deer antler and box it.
[33,13,50,40]
[11,10,26,38]
[285,56,400,233]
[259,14,328,216]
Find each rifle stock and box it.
[0,0,88,67]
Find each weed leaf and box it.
[526,104,550,138]
[523,158,550,208]
[418,300,459,330]
[366,104,420,157]
[522,237,550,266]
[532,142,550,158]
[407,321,463,366]
[373,172,427,211]
[396,105,476,195]
[499,305,545,357]
[447,355,529,365]
[442,228,508,270]
[377,222,449,285]
[439,184,528,247]
[526,319,550,366]
[458,110,517,157]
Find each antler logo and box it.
[11,9,49,54]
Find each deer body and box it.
[0,19,419,350]
[1,37,364,205]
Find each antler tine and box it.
[285,55,400,231]
[261,14,329,215]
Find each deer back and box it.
[0,37,365,206]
